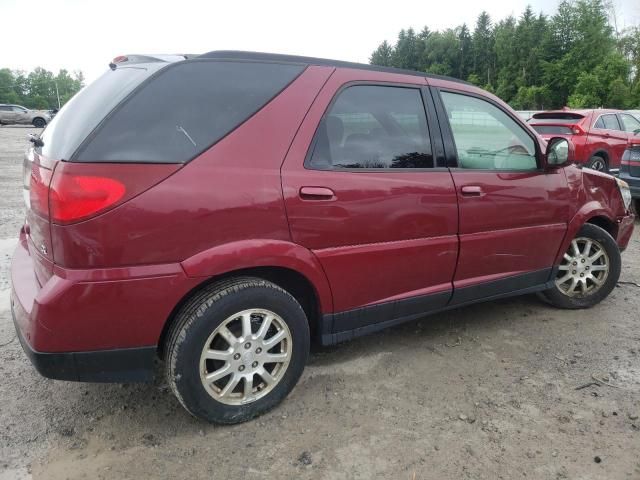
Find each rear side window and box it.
[599,114,621,131]
[307,85,433,169]
[74,61,304,163]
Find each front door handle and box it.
[461,185,484,197]
[299,186,336,200]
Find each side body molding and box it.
[180,239,334,313]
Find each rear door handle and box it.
[299,186,336,200]
[461,185,484,197]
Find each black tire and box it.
[165,277,310,424]
[538,223,621,309]
[585,155,608,172]
[32,117,46,128]
[633,199,640,216]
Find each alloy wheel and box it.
[555,237,610,297]
[199,309,292,406]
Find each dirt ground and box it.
[0,125,638,480]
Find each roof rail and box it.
[197,50,470,85]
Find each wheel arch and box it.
[588,149,609,166]
[554,203,619,264]
[158,240,334,356]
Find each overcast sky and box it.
[2,0,639,83]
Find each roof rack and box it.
[198,50,470,85]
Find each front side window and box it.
[601,114,621,131]
[440,91,537,170]
[619,113,640,133]
[307,85,433,169]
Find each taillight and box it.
[29,161,52,218]
[49,173,126,223]
[47,162,181,225]
[621,145,640,165]
[571,125,584,135]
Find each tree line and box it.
[370,0,640,110]
[0,67,84,110]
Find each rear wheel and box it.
[585,155,608,172]
[165,277,310,424]
[538,224,620,309]
[32,117,46,128]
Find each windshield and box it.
[39,63,169,160]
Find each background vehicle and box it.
[619,140,640,212]
[528,108,640,172]
[10,52,635,424]
[0,104,51,128]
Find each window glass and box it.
[0,106,11,111]
[74,61,304,163]
[594,117,605,129]
[12,106,26,112]
[619,114,640,133]
[440,91,537,170]
[601,114,621,130]
[531,125,574,135]
[307,85,433,169]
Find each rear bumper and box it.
[11,302,155,382]
[10,226,202,382]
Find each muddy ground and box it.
[0,125,638,480]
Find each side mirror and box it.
[546,137,572,168]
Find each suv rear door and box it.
[282,70,458,334]
[590,113,627,170]
[430,85,570,305]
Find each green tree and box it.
[370,40,394,67]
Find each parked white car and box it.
[0,104,51,128]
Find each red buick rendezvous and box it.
[10,51,635,423]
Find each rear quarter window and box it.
[74,60,304,163]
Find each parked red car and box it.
[10,52,635,423]
[528,108,640,172]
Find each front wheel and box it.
[538,224,621,309]
[32,117,46,128]
[165,277,310,424]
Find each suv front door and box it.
[433,88,570,305]
[282,73,458,336]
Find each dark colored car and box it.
[619,139,640,212]
[528,109,640,172]
[10,52,635,424]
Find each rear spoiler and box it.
[109,54,193,70]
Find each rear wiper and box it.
[176,125,196,147]
[27,133,44,147]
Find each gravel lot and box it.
[0,125,639,480]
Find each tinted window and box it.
[0,106,11,111]
[620,113,640,133]
[441,91,537,170]
[601,114,621,130]
[307,85,433,169]
[75,61,304,163]
[41,63,168,160]
[594,117,605,129]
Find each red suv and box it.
[10,52,635,423]
[528,109,640,172]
